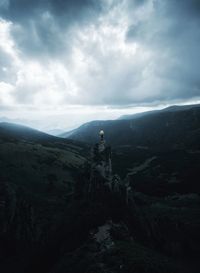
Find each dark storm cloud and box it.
[126,0,200,103]
[156,0,200,18]
[0,0,200,109]
[0,0,102,58]
[1,0,101,22]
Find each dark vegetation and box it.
[0,123,88,273]
[0,105,200,273]
[63,105,200,194]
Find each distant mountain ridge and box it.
[0,122,54,141]
[0,118,65,137]
[60,104,200,149]
[0,122,87,148]
[118,104,200,120]
[47,128,65,136]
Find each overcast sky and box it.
[0,0,200,132]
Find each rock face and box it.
[89,142,112,197]
[87,132,133,206]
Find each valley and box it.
[0,105,200,273]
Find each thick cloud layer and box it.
[0,0,102,57]
[0,0,200,128]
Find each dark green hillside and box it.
[61,105,200,150]
[0,117,200,273]
[0,107,200,273]
[0,122,55,142]
[0,122,88,273]
[61,105,200,195]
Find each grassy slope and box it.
[0,122,88,272]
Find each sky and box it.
[0,0,200,132]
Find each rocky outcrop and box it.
[86,134,133,206]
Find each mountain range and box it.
[60,104,200,147]
[0,104,200,273]
[61,104,200,194]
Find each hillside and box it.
[0,121,88,188]
[118,104,200,120]
[0,118,200,273]
[61,105,200,195]
[0,122,88,273]
[61,105,200,148]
